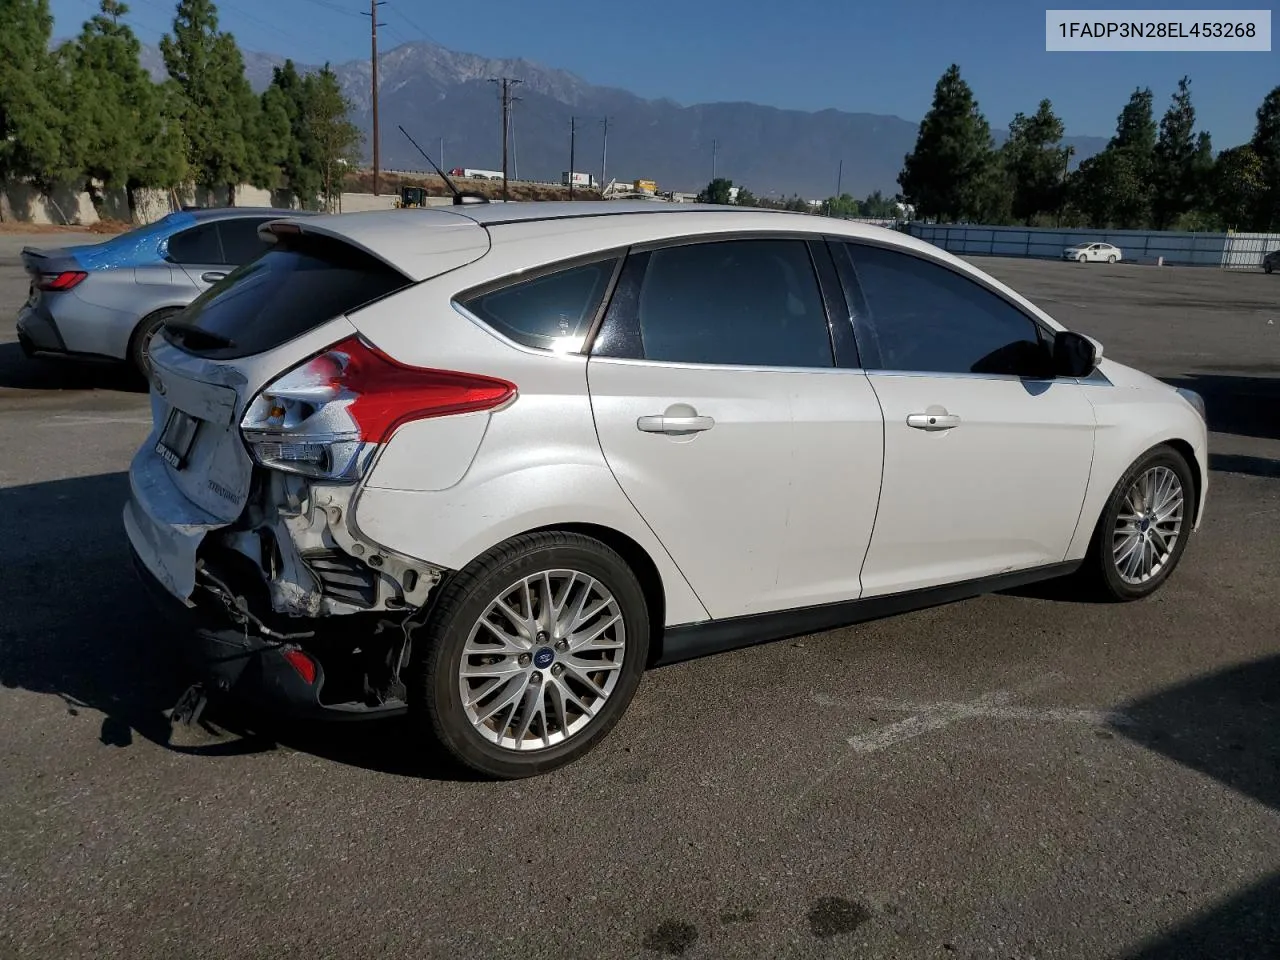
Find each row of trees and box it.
[897,64,1280,233]
[696,178,900,218]
[0,0,361,218]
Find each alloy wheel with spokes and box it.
[413,530,650,779]
[1080,444,1195,601]
[1112,465,1184,585]
[460,569,626,751]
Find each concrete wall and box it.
[1,179,302,227]
[907,222,1280,270]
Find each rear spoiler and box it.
[21,246,81,277]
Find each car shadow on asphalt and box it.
[0,342,144,393]
[1161,373,1280,445]
[0,471,482,782]
[1111,653,1280,957]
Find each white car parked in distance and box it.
[125,201,1208,779]
[1064,241,1122,263]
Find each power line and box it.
[363,0,387,196]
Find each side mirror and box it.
[1052,331,1100,378]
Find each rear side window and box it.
[459,258,619,351]
[164,236,411,360]
[167,223,223,264]
[217,218,274,265]
[620,238,832,368]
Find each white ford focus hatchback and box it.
[125,201,1208,778]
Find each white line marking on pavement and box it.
[847,696,1133,754]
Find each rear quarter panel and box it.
[344,281,711,627]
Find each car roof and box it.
[185,206,311,222]
[267,201,1064,331]
[275,201,913,276]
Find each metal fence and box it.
[906,223,1280,270]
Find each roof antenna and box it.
[398,125,489,205]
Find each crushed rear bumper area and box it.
[130,544,412,721]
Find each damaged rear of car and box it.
[125,210,495,719]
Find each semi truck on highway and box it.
[562,171,599,189]
[449,167,505,180]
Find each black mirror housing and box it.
[1053,331,1098,378]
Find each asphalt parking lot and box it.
[1,232,1277,960]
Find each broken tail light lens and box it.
[37,271,88,291]
[240,335,517,481]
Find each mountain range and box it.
[135,40,1109,197]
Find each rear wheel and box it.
[128,307,182,379]
[1107,254,1117,263]
[1266,261,1274,275]
[412,531,650,779]
[1076,444,1194,601]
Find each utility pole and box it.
[569,116,577,200]
[599,117,610,192]
[439,136,444,174]
[363,0,387,196]
[836,159,843,198]
[711,139,717,182]
[489,77,522,201]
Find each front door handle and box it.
[907,412,960,431]
[201,271,228,283]
[637,409,715,434]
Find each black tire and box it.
[1075,444,1195,602]
[1108,254,1117,263]
[412,531,650,779]
[128,307,182,379]
[1078,254,1087,263]
[1265,261,1273,275]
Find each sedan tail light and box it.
[36,271,88,291]
[240,335,517,481]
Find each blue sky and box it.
[52,0,1277,146]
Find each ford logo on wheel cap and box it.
[533,647,555,669]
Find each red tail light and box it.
[240,335,517,481]
[37,271,88,291]
[282,648,318,685]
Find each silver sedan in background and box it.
[16,207,308,376]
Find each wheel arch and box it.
[1162,437,1203,524]
[524,521,668,666]
[126,303,186,365]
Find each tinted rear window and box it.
[163,236,411,360]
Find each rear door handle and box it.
[907,412,960,431]
[201,271,227,283]
[637,414,715,434]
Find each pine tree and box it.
[1250,86,1280,231]
[898,64,997,222]
[64,1,186,216]
[1210,144,1264,231]
[0,0,76,192]
[1151,77,1201,229]
[161,0,259,198]
[1001,99,1067,225]
[268,60,321,206]
[306,65,361,212]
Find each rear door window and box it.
[167,223,224,264]
[163,235,412,360]
[217,218,275,265]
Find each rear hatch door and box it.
[145,210,492,520]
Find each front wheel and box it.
[1265,261,1274,275]
[1078,254,1088,263]
[1077,445,1195,601]
[412,531,650,779]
